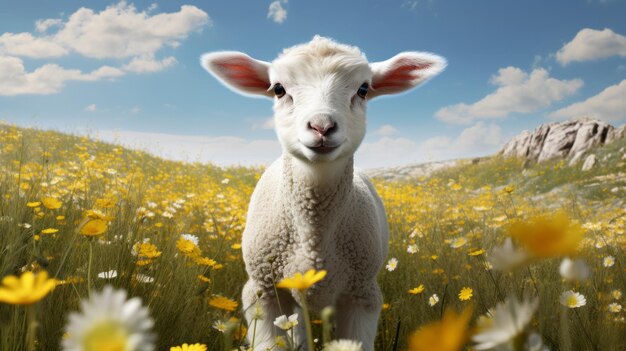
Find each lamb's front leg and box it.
[242,280,295,350]
[334,284,383,351]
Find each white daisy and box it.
[62,286,154,351]
[324,339,363,351]
[603,255,615,268]
[612,290,622,300]
[135,274,155,284]
[559,258,590,281]
[180,234,199,246]
[472,295,539,350]
[212,320,228,333]
[385,258,398,272]
[488,238,528,271]
[250,301,265,320]
[273,313,299,330]
[97,270,118,279]
[428,294,439,306]
[608,303,622,313]
[407,244,418,254]
[450,237,467,249]
[560,290,586,308]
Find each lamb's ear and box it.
[369,52,446,99]
[201,51,272,98]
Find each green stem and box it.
[87,239,93,297]
[251,318,258,349]
[321,306,334,346]
[299,291,315,351]
[526,266,538,295]
[26,304,37,351]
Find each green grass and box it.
[0,124,625,350]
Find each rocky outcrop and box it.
[365,159,459,181]
[582,154,597,171]
[499,118,623,164]
[608,125,626,143]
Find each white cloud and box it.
[250,117,275,130]
[53,3,209,59]
[0,3,210,95]
[403,0,421,11]
[435,67,583,124]
[4,3,209,60]
[0,32,67,58]
[61,122,503,169]
[35,18,63,33]
[0,56,124,96]
[268,0,288,24]
[85,104,97,112]
[91,130,282,166]
[123,55,177,73]
[375,124,399,137]
[130,106,142,114]
[548,79,626,121]
[556,28,626,65]
[357,137,422,168]
[89,65,125,80]
[357,122,505,168]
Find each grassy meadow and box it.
[0,123,625,350]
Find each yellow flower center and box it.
[566,295,578,307]
[83,321,129,351]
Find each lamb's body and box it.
[242,156,387,349]
[201,36,445,350]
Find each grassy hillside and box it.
[0,124,624,350]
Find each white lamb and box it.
[201,36,445,351]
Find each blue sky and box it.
[1,0,625,168]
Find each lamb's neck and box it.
[283,154,354,227]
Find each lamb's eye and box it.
[357,82,369,98]
[273,83,286,98]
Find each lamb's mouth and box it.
[306,145,339,154]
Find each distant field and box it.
[1,124,624,350]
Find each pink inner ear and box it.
[373,58,432,89]
[215,58,270,90]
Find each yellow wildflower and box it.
[197,275,211,283]
[208,295,238,312]
[41,228,59,235]
[407,307,472,351]
[0,271,57,305]
[195,257,217,267]
[468,248,485,256]
[458,287,473,301]
[176,237,201,257]
[507,211,584,258]
[41,197,62,209]
[233,324,248,340]
[79,219,108,236]
[276,269,327,291]
[95,197,116,208]
[85,209,114,221]
[135,243,162,259]
[26,201,41,208]
[170,343,207,351]
[408,284,425,295]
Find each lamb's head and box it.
[201,36,446,164]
